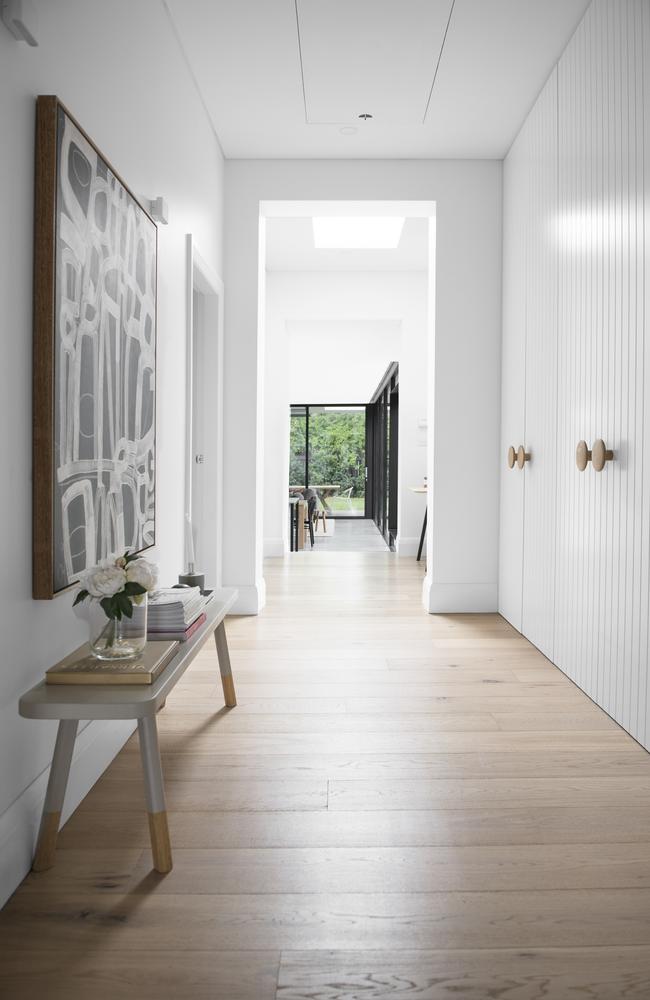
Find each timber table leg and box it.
[214,620,237,707]
[137,716,172,873]
[32,719,78,872]
[297,501,306,549]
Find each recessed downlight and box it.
[340,126,358,135]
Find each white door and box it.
[520,70,558,661]
[191,289,207,570]
[186,238,225,590]
[498,123,528,630]
[554,2,650,746]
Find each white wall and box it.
[224,161,502,612]
[263,271,427,557]
[263,275,291,557]
[0,0,223,906]
[287,320,401,404]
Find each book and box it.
[46,640,179,685]
[147,612,207,642]
[146,587,206,629]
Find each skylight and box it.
[312,216,405,250]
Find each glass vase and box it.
[88,595,148,660]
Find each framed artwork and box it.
[33,96,157,599]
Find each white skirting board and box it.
[230,580,266,615]
[0,717,135,909]
[423,579,498,613]
[395,536,420,557]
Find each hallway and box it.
[2,553,650,997]
[306,518,390,552]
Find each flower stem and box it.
[98,618,116,648]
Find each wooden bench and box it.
[19,587,238,874]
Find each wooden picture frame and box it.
[33,96,157,599]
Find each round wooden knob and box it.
[516,446,531,469]
[591,438,613,472]
[507,446,516,469]
[576,440,591,471]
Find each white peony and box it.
[126,558,158,593]
[80,563,127,599]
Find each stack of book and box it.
[145,587,210,641]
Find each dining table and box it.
[289,485,340,511]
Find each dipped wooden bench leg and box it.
[138,715,172,873]
[32,719,78,872]
[215,620,237,707]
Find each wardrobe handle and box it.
[516,446,531,469]
[507,446,516,469]
[576,440,591,471]
[591,439,613,472]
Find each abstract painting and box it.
[33,97,157,598]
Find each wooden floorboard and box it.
[276,948,650,999]
[19,842,650,894]
[56,804,650,849]
[5,889,650,950]
[3,541,650,998]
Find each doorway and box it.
[259,200,434,566]
[185,236,224,588]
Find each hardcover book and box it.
[46,640,179,685]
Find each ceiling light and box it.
[339,126,357,136]
[312,217,405,250]
[358,113,373,120]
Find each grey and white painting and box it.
[53,108,156,592]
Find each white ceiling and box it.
[266,217,428,271]
[165,0,590,159]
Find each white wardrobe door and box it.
[642,0,650,747]
[521,70,558,661]
[498,130,528,630]
[555,0,650,746]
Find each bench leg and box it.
[32,719,78,872]
[137,716,172,873]
[214,620,237,707]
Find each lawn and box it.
[326,496,365,514]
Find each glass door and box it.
[308,406,366,517]
[289,405,368,517]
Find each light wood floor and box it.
[3,546,650,998]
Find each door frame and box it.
[368,362,399,545]
[185,235,225,587]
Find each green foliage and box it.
[290,410,366,498]
[289,417,306,485]
[99,583,146,621]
